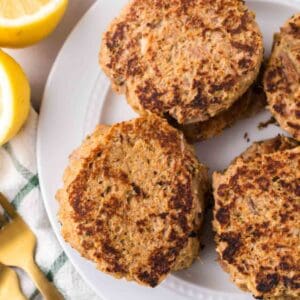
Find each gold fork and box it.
[0,193,63,300]
[0,263,26,300]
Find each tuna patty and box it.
[264,14,300,141]
[213,136,300,299]
[57,116,209,287]
[100,0,263,124]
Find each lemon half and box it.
[0,0,68,48]
[0,50,30,146]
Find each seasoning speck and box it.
[244,132,250,143]
[258,117,278,130]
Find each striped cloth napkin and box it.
[0,109,99,300]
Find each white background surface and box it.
[5,0,96,110]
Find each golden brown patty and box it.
[100,0,264,124]
[57,116,209,287]
[213,136,300,299]
[264,14,300,141]
[178,77,266,142]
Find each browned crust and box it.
[177,72,266,142]
[57,116,209,287]
[264,14,300,141]
[100,0,264,124]
[213,136,300,299]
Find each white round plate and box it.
[37,1,300,299]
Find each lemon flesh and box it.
[0,0,68,48]
[0,50,30,146]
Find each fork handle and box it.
[0,264,26,300]
[23,259,64,300]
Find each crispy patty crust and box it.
[178,76,266,142]
[100,0,263,124]
[57,116,209,287]
[213,136,300,299]
[264,14,300,141]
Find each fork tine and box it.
[0,193,17,219]
[0,213,7,226]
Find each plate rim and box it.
[37,1,109,299]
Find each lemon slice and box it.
[0,50,30,146]
[0,0,68,48]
